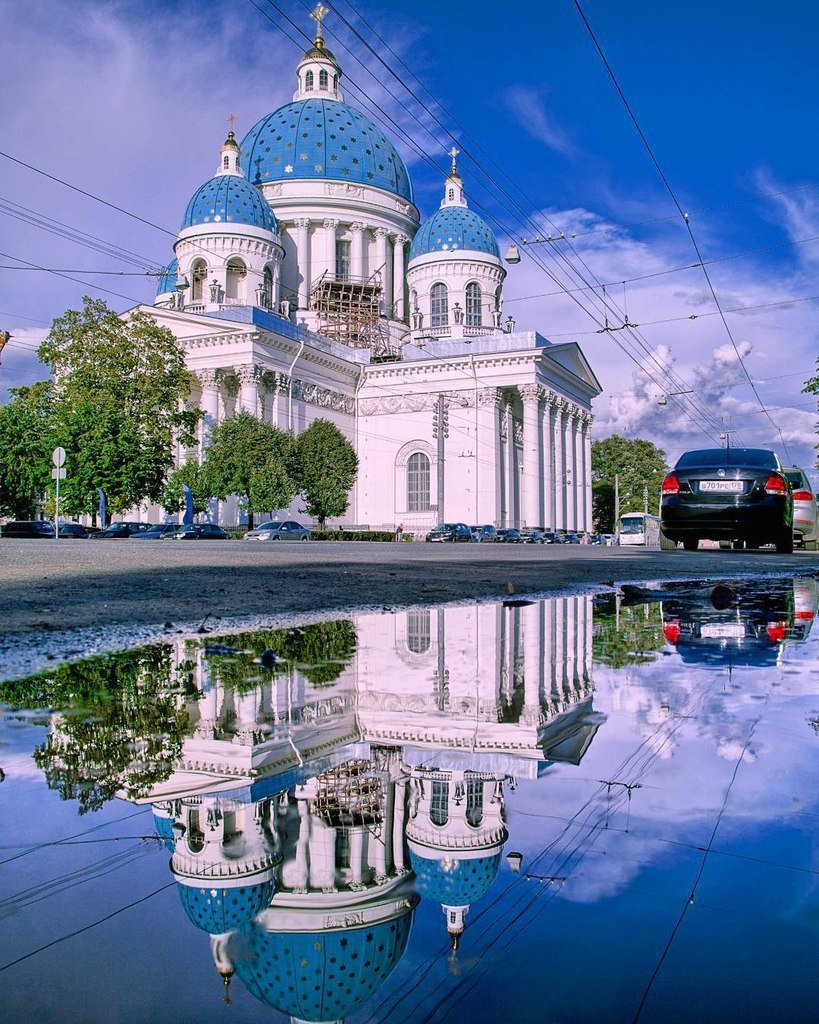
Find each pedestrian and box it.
[395,523,404,543]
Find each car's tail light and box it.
[795,610,815,621]
[792,489,813,501]
[661,473,680,495]
[663,621,681,644]
[764,473,788,495]
[766,621,789,642]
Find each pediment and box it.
[540,342,602,395]
[129,304,257,342]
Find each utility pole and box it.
[614,473,620,540]
[432,394,449,521]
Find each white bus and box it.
[618,512,661,546]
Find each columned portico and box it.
[520,384,541,528]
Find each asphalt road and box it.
[2,538,818,637]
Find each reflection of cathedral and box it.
[126,597,603,1020]
[138,7,601,531]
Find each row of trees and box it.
[591,435,668,532]
[0,298,358,527]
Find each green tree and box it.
[591,435,668,531]
[202,411,296,529]
[38,297,201,517]
[294,418,358,528]
[161,458,211,516]
[804,359,819,465]
[0,381,55,518]
[592,595,665,668]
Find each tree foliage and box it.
[39,297,200,516]
[160,458,210,515]
[591,595,665,669]
[0,381,55,518]
[804,359,819,464]
[591,435,668,531]
[294,418,358,528]
[202,411,296,528]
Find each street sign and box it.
[52,447,66,468]
[51,467,66,480]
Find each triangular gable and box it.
[128,303,258,342]
[540,342,603,395]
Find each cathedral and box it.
[143,8,601,532]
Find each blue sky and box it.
[1,0,817,475]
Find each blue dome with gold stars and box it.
[240,98,413,203]
[177,880,276,935]
[155,258,178,297]
[181,175,277,232]
[409,851,502,906]
[234,917,413,1021]
[409,206,500,261]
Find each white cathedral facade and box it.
[141,12,601,533]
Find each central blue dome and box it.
[409,206,500,261]
[181,175,277,232]
[177,880,276,935]
[240,98,414,203]
[409,851,502,906]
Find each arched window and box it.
[448,188,454,201]
[410,289,418,311]
[223,155,229,169]
[430,780,449,826]
[263,266,274,309]
[336,239,351,281]
[495,285,503,312]
[333,73,338,90]
[407,452,430,511]
[225,258,247,301]
[319,68,329,90]
[466,282,482,327]
[187,809,204,853]
[430,282,448,327]
[466,779,484,827]
[191,259,208,301]
[305,69,314,91]
[407,610,431,653]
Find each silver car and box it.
[783,467,818,550]
[244,520,311,541]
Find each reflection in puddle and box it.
[1,577,818,1022]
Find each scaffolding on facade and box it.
[309,271,391,355]
[311,759,384,832]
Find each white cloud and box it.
[498,86,575,155]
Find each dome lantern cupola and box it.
[441,147,466,209]
[295,3,344,102]
[216,118,243,177]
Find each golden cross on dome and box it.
[310,2,330,45]
[449,146,460,173]
[227,113,238,134]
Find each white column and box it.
[505,402,517,527]
[324,218,339,279]
[583,414,593,533]
[236,365,259,417]
[476,388,501,525]
[553,401,565,532]
[520,384,541,527]
[351,221,366,280]
[294,218,311,308]
[542,397,555,530]
[350,828,365,886]
[522,603,542,725]
[568,407,579,531]
[374,228,390,313]
[392,234,408,320]
[392,776,408,873]
[196,369,220,460]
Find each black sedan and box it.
[164,524,232,540]
[660,447,793,553]
[496,528,524,543]
[426,523,473,543]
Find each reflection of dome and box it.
[181,175,278,232]
[240,99,413,202]
[409,851,502,906]
[235,917,412,1021]
[155,257,178,297]
[177,880,276,935]
[409,206,500,260]
[152,811,175,852]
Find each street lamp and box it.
[657,389,693,406]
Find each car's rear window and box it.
[785,471,806,487]
[675,448,778,469]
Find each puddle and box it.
[1,577,818,1022]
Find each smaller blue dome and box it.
[235,917,412,1021]
[177,879,276,935]
[410,851,501,906]
[181,175,277,232]
[152,812,175,852]
[155,257,178,297]
[409,206,500,261]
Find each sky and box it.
[1,0,818,477]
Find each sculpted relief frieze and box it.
[291,378,355,415]
[326,182,366,200]
[359,390,474,415]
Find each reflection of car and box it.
[426,523,473,543]
[244,521,311,541]
[520,529,546,544]
[496,528,524,543]
[165,524,232,540]
[99,522,154,539]
[131,523,180,539]
[1,520,55,538]
[470,525,498,543]
[660,447,794,553]
[783,466,818,550]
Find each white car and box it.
[783,467,818,550]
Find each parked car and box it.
[783,466,818,550]
[470,525,498,543]
[540,531,563,544]
[660,447,794,553]
[164,524,232,540]
[1,520,55,539]
[563,533,581,544]
[426,523,473,543]
[496,528,524,543]
[131,523,181,540]
[57,522,93,538]
[98,522,154,539]
[244,521,311,541]
[519,529,546,544]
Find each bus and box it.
[618,512,661,546]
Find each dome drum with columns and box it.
[142,5,601,536]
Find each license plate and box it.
[699,480,744,493]
[700,623,745,638]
